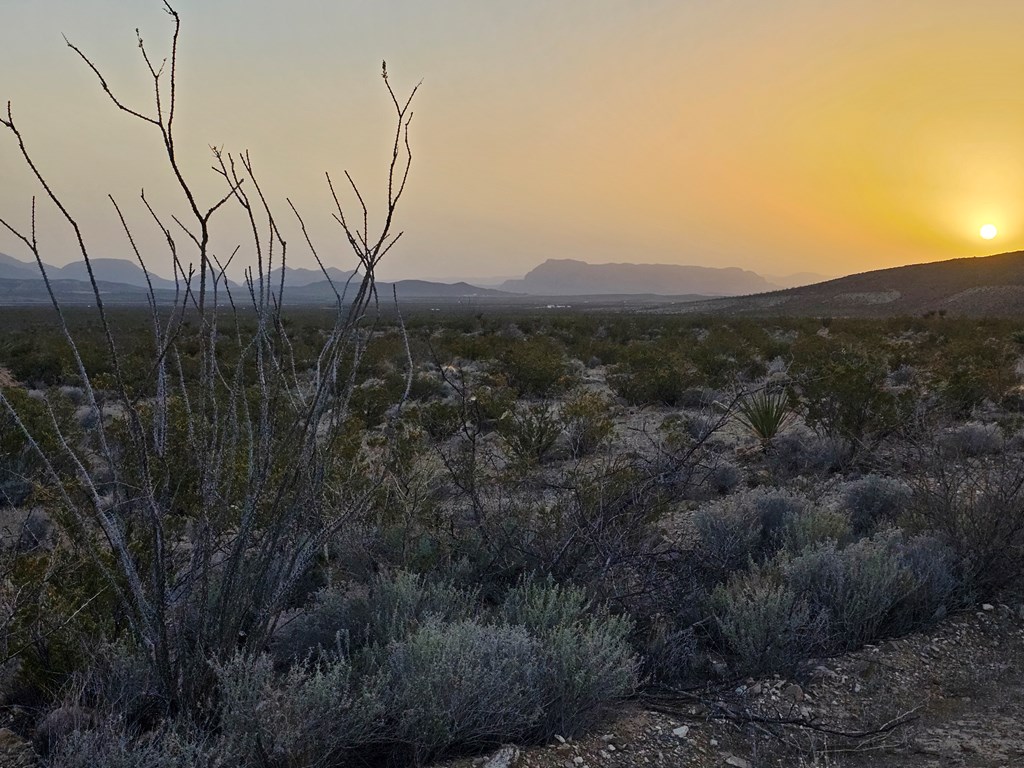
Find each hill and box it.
[681,250,1024,317]
[500,258,777,296]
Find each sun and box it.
[980,224,998,240]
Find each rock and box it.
[724,757,753,768]
[982,603,995,612]
[0,728,39,767]
[482,745,520,768]
[783,682,804,702]
[671,726,689,738]
[35,706,97,748]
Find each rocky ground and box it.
[440,602,1024,768]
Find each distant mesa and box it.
[501,258,780,296]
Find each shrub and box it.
[216,652,384,766]
[694,489,807,576]
[796,344,910,453]
[783,506,851,553]
[783,532,953,651]
[378,620,544,763]
[500,580,637,738]
[497,403,563,465]
[607,347,695,406]
[840,475,911,534]
[710,567,821,675]
[560,391,615,459]
[45,724,215,768]
[768,428,851,477]
[346,571,479,649]
[704,460,742,496]
[907,454,1024,593]
[939,422,1004,457]
[887,535,959,632]
[498,337,574,397]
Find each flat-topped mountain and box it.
[683,250,1024,317]
[500,258,778,296]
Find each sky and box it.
[3,1,1024,283]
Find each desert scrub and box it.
[500,579,637,738]
[216,652,386,766]
[784,531,956,651]
[906,452,1024,593]
[497,336,576,397]
[839,474,911,534]
[498,402,563,465]
[607,346,696,406]
[783,505,852,553]
[560,390,615,458]
[794,342,910,453]
[694,489,809,576]
[710,565,822,675]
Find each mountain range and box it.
[6,250,1024,315]
[0,253,511,304]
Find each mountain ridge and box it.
[679,250,1024,317]
[500,258,779,296]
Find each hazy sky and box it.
[3,1,1024,282]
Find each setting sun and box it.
[980,224,998,240]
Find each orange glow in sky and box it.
[2,1,1024,282]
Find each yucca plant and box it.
[735,385,795,443]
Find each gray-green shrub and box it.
[216,653,384,766]
[783,506,852,553]
[694,489,808,575]
[501,580,637,738]
[710,567,822,675]
[784,532,954,651]
[377,621,544,763]
[840,475,911,534]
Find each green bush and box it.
[560,391,615,458]
[498,402,563,465]
[498,337,575,397]
[783,505,852,553]
[607,346,695,406]
[795,344,909,453]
